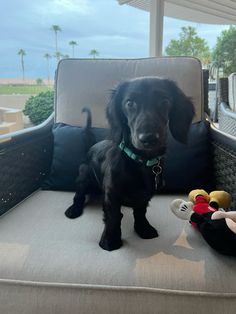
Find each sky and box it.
[0,0,230,79]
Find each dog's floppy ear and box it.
[106,82,128,143]
[165,80,195,144]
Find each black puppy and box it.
[65,77,195,251]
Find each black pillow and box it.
[163,120,213,192]
[43,121,213,193]
[42,123,108,191]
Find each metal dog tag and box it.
[152,163,162,190]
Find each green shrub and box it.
[36,78,43,85]
[23,90,54,125]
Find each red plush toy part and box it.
[193,195,217,215]
[191,195,217,228]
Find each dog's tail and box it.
[81,107,95,153]
[82,107,92,130]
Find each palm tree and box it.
[89,49,99,59]
[69,41,78,57]
[44,53,51,83]
[18,49,26,81]
[54,51,62,61]
[51,25,62,60]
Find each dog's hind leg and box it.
[133,202,159,239]
[65,164,90,219]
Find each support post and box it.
[149,0,164,57]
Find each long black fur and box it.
[65,77,195,251]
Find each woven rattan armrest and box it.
[218,103,236,137]
[0,114,54,216]
[219,77,229,105]
[211,124,236,209]
[217,77,236,136]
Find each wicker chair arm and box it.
[219,77,229,104]
[211,124,236,210]
[218,103,236,137]
[203,70,210,115]
[0,114,54,216]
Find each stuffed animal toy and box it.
[186,189,230,228]
[170,190,236,256]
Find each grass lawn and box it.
[0,85,53,95]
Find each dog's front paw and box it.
[99,231,123,251]
[134,221,158,239]
[65,204,83,219]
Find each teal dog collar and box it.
[119,141,162,167]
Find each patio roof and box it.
[118,0,236,56]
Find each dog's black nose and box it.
[138,133,158,147]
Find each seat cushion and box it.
[228,73,236,112]
[0,191,236,313]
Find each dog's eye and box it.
[160,99,170,106]
[126,100,136,110]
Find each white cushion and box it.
[55,57,203,128]
[0,191,236,313]
[228,73,236,111]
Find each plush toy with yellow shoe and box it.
[170,190,236,256]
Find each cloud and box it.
[34,0,94,16]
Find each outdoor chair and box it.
[1,57,236,314]
[218,73,236,136]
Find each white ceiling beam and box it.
[149,0,164,57]
[118,0,236,23]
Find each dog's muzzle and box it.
[138,133,159,149]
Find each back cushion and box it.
[55,57,203,128]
